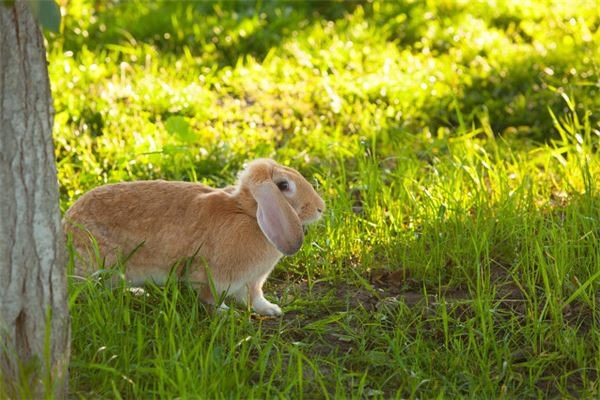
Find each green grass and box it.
[48,0,600,398]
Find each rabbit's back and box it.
[66,180,213,222]
[64,180,223,274]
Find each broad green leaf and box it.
[26,0,61,33]
[165,115,196,144]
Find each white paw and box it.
[216,303,230,313]
[127,287,148,297]
[253,298,282,316]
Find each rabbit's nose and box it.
[317,208,323,213]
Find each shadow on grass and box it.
[61,0,366,65]
[427,49,600,141]
[263,188,599,396]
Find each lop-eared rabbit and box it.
[63,158,325,315]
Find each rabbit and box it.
[63,158,325,316]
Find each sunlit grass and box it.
[48,0,600,398]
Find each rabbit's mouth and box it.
[301,214,323,227]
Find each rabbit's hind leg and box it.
[187,269,230,312]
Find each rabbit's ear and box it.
[254,182,304,255]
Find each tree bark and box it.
[0,1,70,398]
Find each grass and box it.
[47,0,600,398]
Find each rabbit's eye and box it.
[276,181,289,191]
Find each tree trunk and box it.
[0,1,70,398]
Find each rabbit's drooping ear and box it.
[254,182,304,255]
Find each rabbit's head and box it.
[235,159,325,256]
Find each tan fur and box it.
[63,158,325,315]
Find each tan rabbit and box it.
[63,158,325,316]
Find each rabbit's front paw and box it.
[216,303,230,313]
[253,297,282,316]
